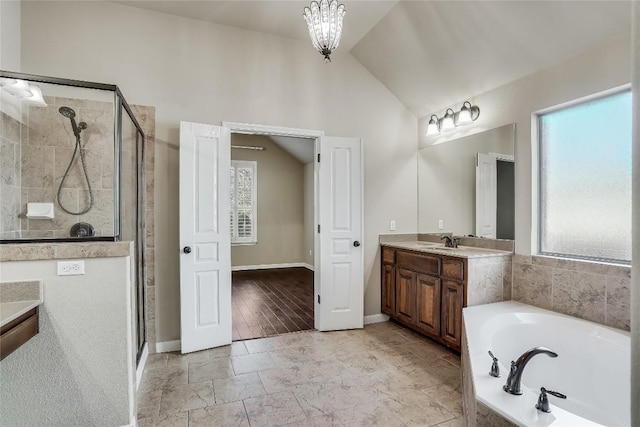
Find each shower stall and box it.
[0,70,147,361]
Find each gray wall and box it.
[230,134,305,267]
[0,256,135,426]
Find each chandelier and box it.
[303,0,346,63]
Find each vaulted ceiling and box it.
[115,1,632,118]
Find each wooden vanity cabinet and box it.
[381,246,466,351]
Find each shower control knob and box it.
[183,246,192,254]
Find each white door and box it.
[317,136,363,331]
[179,121,231,354]
[476,152,497,238]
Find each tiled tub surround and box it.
[1,110,22,239]
[512,254,631,331]
[16,97,116,238]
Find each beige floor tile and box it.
[213,372,267,404]
[137,411,188,427]
[422,383,463,417]
[281,413,344,426]
[435,417,464,427]
[139,364,188,393]
[137,389,162,419]
[209,341,249,359]
[335,399,406,427]
[420,358,461,386]
[189,401,250,427]
[383,392,455,426]
[145,353,168,370]
[442,353,461,367]
[293,382,381,418]
[232,352,276,375]
[159,381,215,415]
[244,335,287,353]
[166,349,209,366]
[395,363,443,390]
[189,358,235,383]
[244,391,307,426]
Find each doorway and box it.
[179,121,364,354]
[229,133,316,341]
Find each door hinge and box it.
[317,153,320,162]
[317,224,320,233]
[317,295,321,304]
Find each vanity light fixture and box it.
[425,101,480,136]
[426,115,440,136]
[303,0,346,63]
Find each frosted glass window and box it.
[539,90,632,263]
[230,160,257,244]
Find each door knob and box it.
[183,246,192,254]
[353,241,361,247]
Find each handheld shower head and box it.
[58,106,86,138]
[58,106,76,119]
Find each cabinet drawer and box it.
[397,251,440,275]
[382,247,395,264]
[442,258,464,281]
[0,310,39,361]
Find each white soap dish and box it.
[26,202,55,219]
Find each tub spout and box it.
[503,347,558,395]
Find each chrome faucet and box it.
[441,235,459,248]
[503,347,558,395]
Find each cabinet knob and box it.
[183,246,192,254]
[353,241,361,247]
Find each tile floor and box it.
[232,268,314,341]
[137,321,463,427]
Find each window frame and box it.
[230,160,258,245]
[535,86,632,264]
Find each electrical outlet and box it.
[57,260,85,276]
[390,220,396,231]
[438,220,444,230]
[309,250,313,256]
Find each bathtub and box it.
[463,301,630,427]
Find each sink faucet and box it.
[441,235,459,248]
[503,347,558,395]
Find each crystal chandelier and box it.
[303,0,346,63]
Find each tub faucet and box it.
[503,347,558,395]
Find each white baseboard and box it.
[302,263,314,271]
[136,343,148,391]
[364,314,390,325]
[232,262,312,272]
[156,340,181,353]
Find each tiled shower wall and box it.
[20,97,115,238]
[1,97,115,239]
[512,254,631,331]
[0,112,22,238]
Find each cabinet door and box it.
[381,263,395,316]
[441,280,463,348]
[415,274,441,337]
[395,268,416,325]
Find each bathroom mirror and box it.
[418,123,515,239]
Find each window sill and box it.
[536,253,631,268]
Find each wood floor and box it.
[232,267,314,341]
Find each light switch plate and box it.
[438,220,444,230]
[57,260,85,276]
[390,220,396,231]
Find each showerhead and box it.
[58,106,76,119]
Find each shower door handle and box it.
[183,246,192,254]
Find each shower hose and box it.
[56,133,94,215]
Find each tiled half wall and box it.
[512,255,631,331]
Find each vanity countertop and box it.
[381,241,513,258]
[0,300,41,328]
